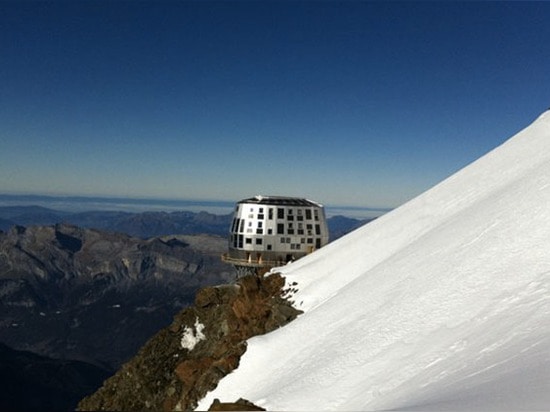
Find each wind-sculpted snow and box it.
[197,111,550,411]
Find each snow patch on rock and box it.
[181,317,206,351]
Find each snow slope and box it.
[197,111,550,411]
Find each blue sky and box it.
[1,1,550,209]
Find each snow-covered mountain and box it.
[197,111,550,411]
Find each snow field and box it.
[197,111,550,411]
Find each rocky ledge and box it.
[77,272,301,411]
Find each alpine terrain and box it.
[0,224,233,370]
[196,110,550,410]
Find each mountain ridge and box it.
[196,111,550,410]
[74,111,550,411]
[0,207,370,241]
[0,223,233,369]
[77,272,299,411]
[0,210,369,410]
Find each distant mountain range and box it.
[0,206,232,238]
[0,224,234,369]
[0,205,372,240]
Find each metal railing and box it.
[221,253,288,268]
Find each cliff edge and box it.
[77,272,300,411]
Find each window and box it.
[268,208,273,219]
[245,238,252,244]
[238,235,244,248]
[315,224,321,235]
[297,209,303,221]
[277,208,284,219]
[307,238,313,244]
[305,209,312,220]
[314,210,319,221]
[256,238,263,245]
[239,220,245,233]
[258,208,264,219]
[256,228,263,234]
[267,228,273,235]
[277,223,284,235]
[267,244,272,251]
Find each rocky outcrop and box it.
[208,398,265,411]
[77,272,301,411]
[0,206,232,238]
[0,224,233,369]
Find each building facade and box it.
[222,195,329,269]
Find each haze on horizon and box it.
[1,1,550,209]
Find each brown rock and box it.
[78,272,301,411]
[208,398,265,411]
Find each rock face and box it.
[208,398,265,411]
[77,272,301,411]
[0,224,233,369]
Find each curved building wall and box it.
[224,196,329,267]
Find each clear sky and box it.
[1,1,550,209]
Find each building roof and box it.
[238,195,323,208]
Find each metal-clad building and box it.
[222,195,329,271]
